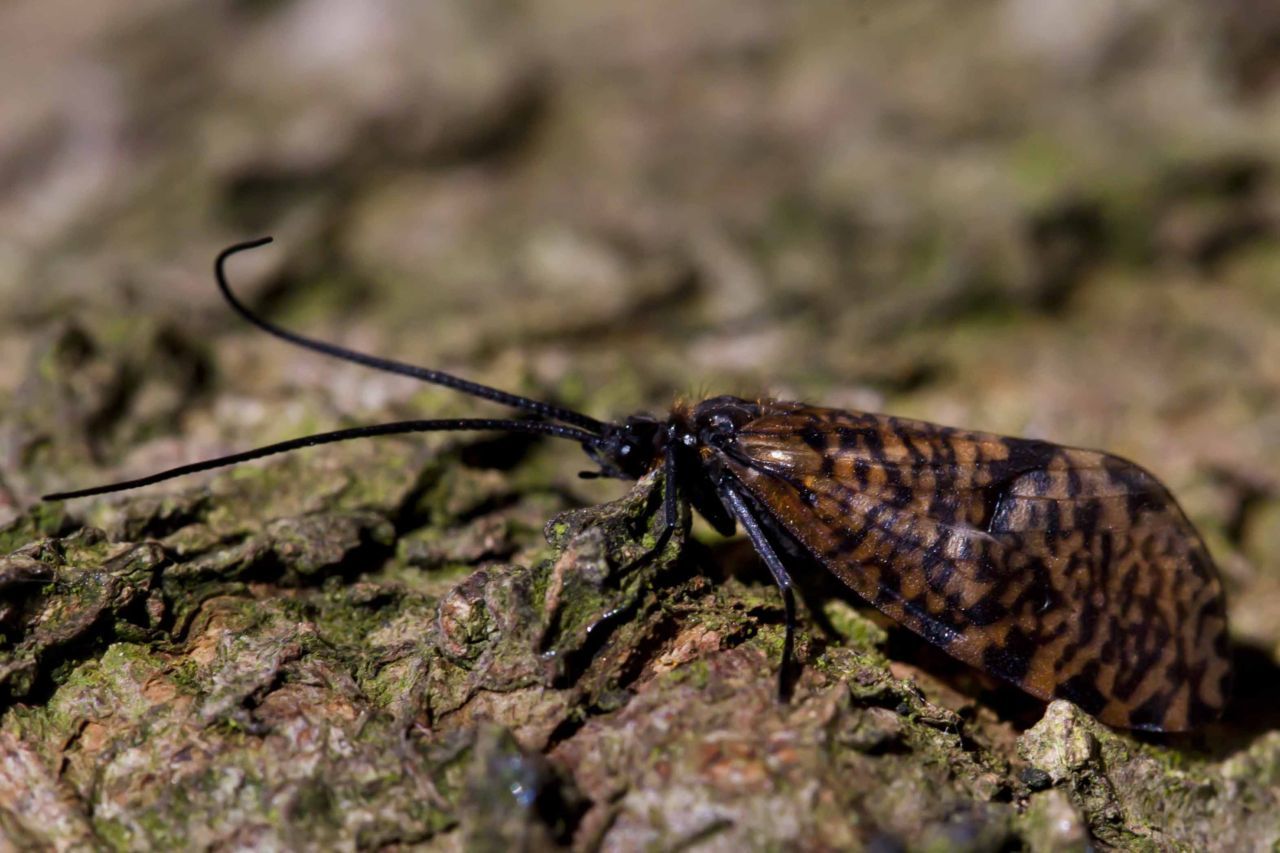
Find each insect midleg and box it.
[720,482,797,701]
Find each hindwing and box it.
[717,402,1230,731]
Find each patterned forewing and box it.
[720,403,1230,731]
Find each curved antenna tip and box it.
[224,235,274,253]
[215,236,275,279]
[209,232,605,432]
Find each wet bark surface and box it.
[2,1,1280,849]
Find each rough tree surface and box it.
[2,1,1279,850]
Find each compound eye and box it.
[709,414,735,432]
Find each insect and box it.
[44,237,1232,732]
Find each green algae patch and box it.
[0,531,167,699]
[0,502,73,555]
[1018,701,1280,850]
[822,598,890,652]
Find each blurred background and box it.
[1,0,1278,693]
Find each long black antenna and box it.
[43,418,601,501]
[216,238,605,433]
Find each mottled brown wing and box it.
[717,402,1230,731]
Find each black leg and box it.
[662,445,679,537]
[720,483,797,702]
[642,440,680,560]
